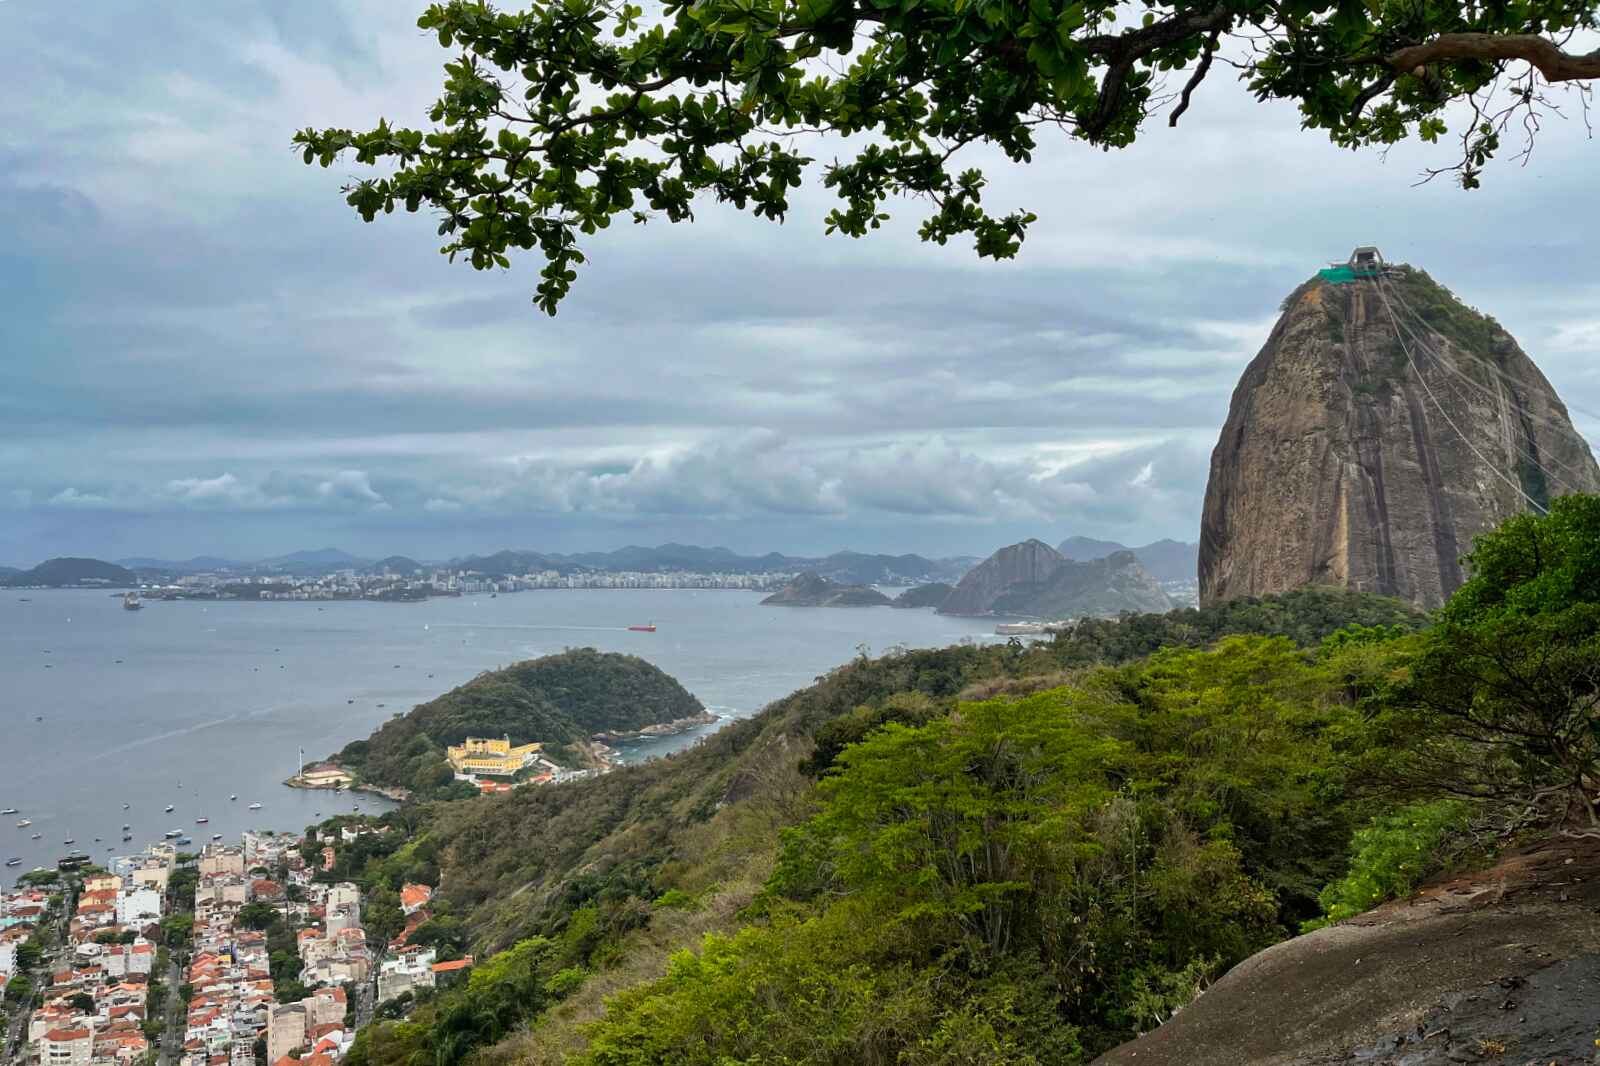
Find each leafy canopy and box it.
[296,0,1600,310]
[1390,494,1600,822]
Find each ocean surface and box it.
[0,588,996,884]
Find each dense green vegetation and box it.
[336,648,705,797]
[1045,586,1426,666]
[323,503,1600,1066]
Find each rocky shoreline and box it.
[282,774,412,803]
[590,709,720,744]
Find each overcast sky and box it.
[3,1,1598,566]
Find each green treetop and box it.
[297,0,1599,310]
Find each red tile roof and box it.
[431,957,474,974]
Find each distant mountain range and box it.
[41,539,1190,589]
[1057,536,1198,583]
[451,544,975,585]
[46,543,975,585]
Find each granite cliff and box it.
[1201,266,1600,609]
[938,539,1172,618]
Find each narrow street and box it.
[154,953,182,1066]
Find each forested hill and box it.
[334,648,703,796]
[1,557,137,587]
[315,579,1458,1066]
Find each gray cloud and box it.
[2,2,1597,565]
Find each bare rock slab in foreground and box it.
[1092,837,1600,1066]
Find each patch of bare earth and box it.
[1093,835,1600,1066]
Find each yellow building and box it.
[446,736,542,777]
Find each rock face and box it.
[938,539,1172,618]
[759,572,893,607]
[1092,836,1600,1066]
[1201,267,1600,609]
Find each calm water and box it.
[0,589,994,884]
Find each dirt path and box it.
[1092,836,1600,1066]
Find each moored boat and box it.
[0,808,17,816]
[627,623,657,632]
[16,819,31,828]
[247,803,262,810]
[4,857,20,867]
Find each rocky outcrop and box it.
[938,540,1172,618]
[1201,266,1600,609]
[1092,836,1600,1066]
[759,572,893,607]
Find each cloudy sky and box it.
[3,1,1598,566]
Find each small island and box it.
[316,647,713,800]
[759,571,893,607]
[890,582,954,609]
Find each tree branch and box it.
[1387,33,1600,83]
[1170,30,1220,127]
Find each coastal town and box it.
[1,825,459,1066]
[124,567,791,602]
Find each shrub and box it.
[1304,799,1471,930]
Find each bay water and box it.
[0,588,995,884]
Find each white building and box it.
[377,948,436,1003]
[116,888,163,927]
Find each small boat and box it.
[229,795,237,802]
[122,804,130,810]
[122,835,132,842]
[0,808,17,816]
[30,833,41,840]
[122,824,130,831]
[123,591,144,611]
[164,805,175,813]
[163,829,182,839]
[210,834,222,841]
[4,858,20,867]
[176,837,192,846]
[627,623,657,633]
[63,838,75,845]
[16,819,31,828]
[247,803,262,811]
[346,699,354,704]
[195,817,208,825]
